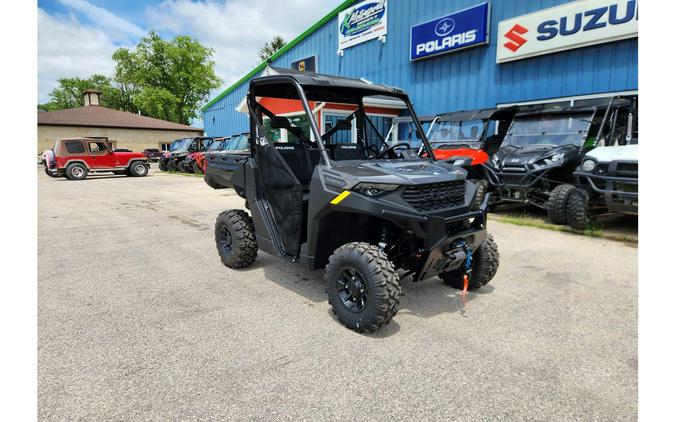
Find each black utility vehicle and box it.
[212,69,499,333]
[485,97,632,224]
[204,133,249,190]
[159,137,213,172]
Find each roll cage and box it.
[246,69,437,166]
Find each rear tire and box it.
[215,210,258,268]
[65,163,88,180]
[129,162,149,177]
[470,179,488,211]
[440,234,499,291]
[325,243,401,333]
[547,184,575,225]
[566,188,591,230]
[167,160,177,172]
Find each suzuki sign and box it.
[496,0,638,63]
[410,3,490,61]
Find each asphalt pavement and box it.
[38,166,637,421]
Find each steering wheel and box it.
[377,142,411,159]
[365,144,380,157]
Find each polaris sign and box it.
[497,0,638,63]
[410,3,490,61]
[338,0,388,51]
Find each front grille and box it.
[501,173,527,186]
[615,162,638,178]
[402,181,465,211]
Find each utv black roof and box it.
[515,104,603,118]
[515,96,634,118]
[435,106,519,122]
[392,115,435,123]
[250,67,408,102]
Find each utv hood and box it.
[330,159,466,187]
[584,144,638,163]
[493,144,578,169]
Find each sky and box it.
[37,0,344,107]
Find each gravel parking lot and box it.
[38,166,637,421]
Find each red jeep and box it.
[43,137,150,180]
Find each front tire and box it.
[158,161,167,171]
[470,179,488,211]
[65,163,88,180]
[547,184,575,225]
[129,162,149,177]
[193,162,202,174]
[325,243,401,333]
[440,234,499,291]
[566,188,591,230]
[215,210,258,268]
[167,160,177,172]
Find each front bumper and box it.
[380,194,488,282]
[575,170,638,214]
[483,164,556,207]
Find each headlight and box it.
[581,159,596,172]
[452,158,472,166]
[353,183,399,197]
[550,153,565,162]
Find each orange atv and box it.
[425,107,519,207]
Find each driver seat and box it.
[332,143,366,161]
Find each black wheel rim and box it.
[219,226,233,256]
[336,268,368,313]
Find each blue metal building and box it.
[202,0,637,137]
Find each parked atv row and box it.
[407,96,638,230]
[158,136,226,174]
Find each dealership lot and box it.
[38,167,637,421]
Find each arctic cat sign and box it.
[410,3,490,61]
[497,0,638,63]
[338,0,388,50]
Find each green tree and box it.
[258,35,286,62]
[38,74,132,112]
[113,31,221,124]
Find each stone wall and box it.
[37,126,203,153]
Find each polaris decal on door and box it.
[410,2,490,61]
[496,0,638,63]
[338,0,387,50]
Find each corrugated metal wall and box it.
[204,0,638,136]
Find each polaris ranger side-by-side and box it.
[484,96,636,225]
[211,69,499,333]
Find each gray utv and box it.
[213,68,499,333]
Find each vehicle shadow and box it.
[53,174,156,181]
[256,252,494,337]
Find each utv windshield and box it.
[207,140,223,151]
[501,114,593,148]
[171,138,192,151]
[428,119,485,148]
